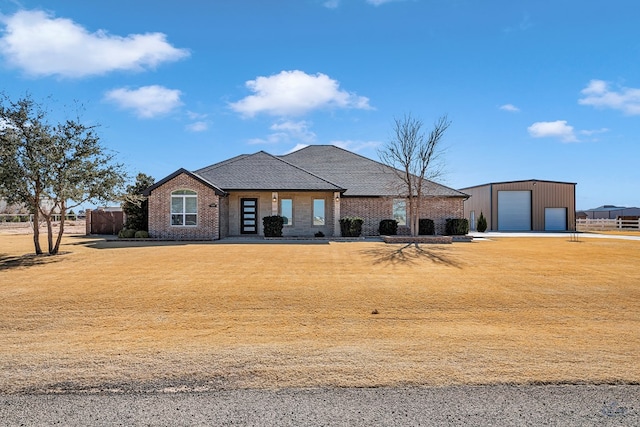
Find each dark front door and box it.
[240,198,258,234]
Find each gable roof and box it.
[194,151,344,192]
[281,145,467,197]
[142,168,226,196]
[459,179,577,191]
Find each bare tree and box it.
[378,114,450,236]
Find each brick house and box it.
[143,145,467,239]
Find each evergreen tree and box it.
[122,173,154,231]
[477,211,488,232]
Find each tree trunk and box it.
[31,208,43,255]
[409,196,419,236]
[51,203,66,255]
[416,198,419,236]
[45,214,54,255]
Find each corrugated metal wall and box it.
[460,186,491,231]
[461,180,576,231]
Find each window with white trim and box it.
[171,190,197,226]
[393,199,407,226]
[313,199,325,226]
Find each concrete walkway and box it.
[469,231,640,241]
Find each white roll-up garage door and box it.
[545,208,567,231]
[498,191,531,231]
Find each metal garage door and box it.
[545,208,567,231]
[498,191,531,231]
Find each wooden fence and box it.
[87,209,124,235]
[576,218,640,231]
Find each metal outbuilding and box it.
[460,179,577,232]
[580,205,640,219]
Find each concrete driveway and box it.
[469,231,640,241]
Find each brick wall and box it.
[341,196,464,236]
[148,173,221,240]
[148,176,464,239]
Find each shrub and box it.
[314,231,325,238]
[118,228,136,238]
[263,215,284,237]
[477,211,488,232]
[419,218,435,235]
[134,230,149,238]
[340,217,364,237]
[379,219,398,235]
[445,218,469,236]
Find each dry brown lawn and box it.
[1,234,638,393]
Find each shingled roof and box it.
[194,151,344,191]
[281,145,467,197]
[142,168,226,196]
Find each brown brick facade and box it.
[148,174,464,239]
[341,196,464,235]
[148,173,222,240]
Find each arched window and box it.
[171,190,197,226]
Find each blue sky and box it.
[1,0,638,210]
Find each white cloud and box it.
[527,120,578,143]
[323,0,340,8]
[0,10,189,78]
[499,104,520,112]
[186,121,209,132]
[270,120,317,143]
[104,85,183,118]
[323,0,399,8]
[578,79,640,115]
[247,135,280,145]
[579,128,609,136]
[248,120,317,145]
[229,70,371,117]
[366,0,397,5]
[330,139,381,152]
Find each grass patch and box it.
[0,235,639,393]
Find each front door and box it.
[240,198,258,234]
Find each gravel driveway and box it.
[1,385,637,426]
